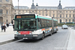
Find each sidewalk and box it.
[67,28,75,50]
[0,26,16,43]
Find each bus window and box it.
[29,21,36,29]
[14,19,36,31]
[38,19,41,28]
[15,20,19,30]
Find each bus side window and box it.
[38,19,41,28]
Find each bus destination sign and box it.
[16,15,35,18]
[17,16,21,18]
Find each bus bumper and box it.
[14,34,43,40]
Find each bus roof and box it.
[53,19,58,21]
[35,14,52,20]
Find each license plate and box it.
[24,35,26,36]
[23,38,28,39]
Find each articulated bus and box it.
[14,14,58,40]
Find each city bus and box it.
[13,14,58,40]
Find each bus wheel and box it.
[55,31,57,33]
[49,31,52,36]
[41,33,45,40]
[49,33,52,36]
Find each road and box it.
[0,27,71,50]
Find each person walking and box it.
[1,25,3,32]
[6,23,9,27]
[3,25,6,32]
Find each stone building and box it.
[0,0,75,23]
[0,0,14,24]
[14,0,75,23]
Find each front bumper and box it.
[14,34,42,40]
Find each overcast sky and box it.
[12,0,75,8]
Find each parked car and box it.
[62,25,68,29]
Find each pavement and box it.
[0,26,16,43]
[67,28,75,50]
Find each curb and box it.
[0,39,15,45]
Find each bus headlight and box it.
[16,32,20,34]
[29,31,32,35]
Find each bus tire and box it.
[49,33,52,36]
[41,33,45,40]
[55,31,57,33]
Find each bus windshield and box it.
[15,19,36,31]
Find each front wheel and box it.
[40,34,45,40]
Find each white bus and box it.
[14,14,58,40]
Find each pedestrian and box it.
[3,25,6,32]
[1,25,3,32]
[6,23,9,27]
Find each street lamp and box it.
[52,17,54,33]
[18,0,19,14]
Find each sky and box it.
[12,0,75,8]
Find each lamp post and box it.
[52,17,54,33]
[18,0,19,14]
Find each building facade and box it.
[14,0,75,23]
[0,0,14,24]
[0,0,75,23]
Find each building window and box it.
[6,10,8,14]
[69,14,71,17]
[46,14,48,16]
[73,14,75,18]
[73,11,75,13]
[0,9,3,14]
[60,19,62,23]
[66,19,67,22]
[69,19,71,22]
[73,19,74,22]
[0,0,2,2]
[53,11,54,13]
[32,11,34,13]
[59,11,61,13]
[6,20,8,23]
[60,15,61,18]
[42,11,44,16]
[66,14,67,18]
[35,10,37,14]
[6,0,9,2]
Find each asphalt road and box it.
[0,27,71,50]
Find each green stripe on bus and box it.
[35,15,52,20]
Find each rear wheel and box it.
[55,31,57,33]
[49,32,52,36]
